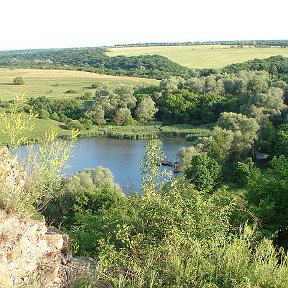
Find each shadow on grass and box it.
[59,124,68,129]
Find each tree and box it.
[39,109,50,119]
[157,89,197,123]
[200,126,234,164]
[233,157,260,187]
[13,76,24,85]
[0,93,35,148]
[87,105,106,126]
[242,87,286,120]
[247,156,288,248]
[140,139,171,194]
[247,74,269,94]
[185,152,221,191]
[216,112,259,160]
[62,167,121,196]
[113,107,134,126]
[135,96,158,123]
[160,76,184,94]
[184,77,205,94]
[43,167,127,257]
[113,84,136,109]
[177,146,199,173]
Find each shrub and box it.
[13,76,24,85]
[185,152,221,191]
[75,179,288,288]
[0,147,36,212]
[233,157,260,187]
[65,89,77,94]
[39,109,50,119]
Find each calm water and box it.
[18,137,191,193]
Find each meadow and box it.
[106,45,288,69]
[0,116,69,146]
[0,68,158,101]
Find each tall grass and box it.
[79,124,212,141]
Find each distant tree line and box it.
[112,39,288,48]
[223,55,288,81]
[1,47,288,81]
[0,48,191,79]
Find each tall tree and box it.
[185,152,221,191]
[113,107,134,126]
[135,96,158,123]
[216,112,259,160]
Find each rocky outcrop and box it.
[0,147,28,211]
[0,148,73,287]
[0,212,75,287]
[0,147,97,287]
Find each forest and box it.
[1,48,288,287]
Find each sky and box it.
[0,0,287,51]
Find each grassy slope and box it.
[0,117,69,146]
[106,45,288,69]
[0,68,159,101]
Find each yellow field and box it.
[0,68,159,101]
[106,45,288,69]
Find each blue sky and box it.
[1,0,287,51]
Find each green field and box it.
[0,117,69,146]
[106,45,288,69]
[0,68,158,101]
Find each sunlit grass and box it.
[0,68,159,101]
[107,45,288,69]
[0,116,69,146]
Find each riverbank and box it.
[78,123,212,141]
[0,121,212,146]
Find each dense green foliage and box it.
[247,156,288,248]
[185,153,221,191]
[13,62,285,134]
[12,76,24,85]
[223,55,288,81]
[44,141,288,287]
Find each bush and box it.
[185,152,221,191]
[65,89,77,94]
[0,147,36,212]
[50,112,60,121]
[233,157,260,187]
[42,167,128,257]
[72,179,288,288]
[13,76,24,85]
[39,109,50,119]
